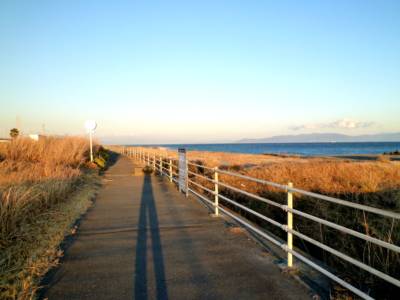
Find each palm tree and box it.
[9,128,19,138]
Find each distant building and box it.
[0,138,11,143]
[28,134,46,141]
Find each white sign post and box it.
[84,120,97,162]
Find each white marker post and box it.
[84,120,97,162]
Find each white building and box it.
[28,134,46,141]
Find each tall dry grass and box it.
[0,136,99,299]
[224,160,400,195]
[129,146,400,194]
[0,137,94,185]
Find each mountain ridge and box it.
[237,132,400,143]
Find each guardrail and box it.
[115,146,400,300]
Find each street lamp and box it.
[84,120,97,162]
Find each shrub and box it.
[377,155,390,162]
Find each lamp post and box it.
[84,120,97,162]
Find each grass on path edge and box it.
[0,174,101,300]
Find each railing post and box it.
[287,182,293,267]
[147,152,150,166]
[169,159,173,182]
[214,167,219,216]
[153,154,156,170]
[178,158,182,193]
[159,156,163,175]
[185,158,189,197]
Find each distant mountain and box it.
[237,132,400,143]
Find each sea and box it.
[141,142,400,156]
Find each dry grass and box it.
[0,136,101,300]
[0,137,94,185]
[130,146,400,195]
[225,160,400,195]
[130,146,307,166]
[377,154,391,163]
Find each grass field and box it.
[130,146,400,194]
[0,137,104,300]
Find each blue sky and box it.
[0,0,399,143]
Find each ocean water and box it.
[145,142,400,156]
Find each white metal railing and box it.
[115,146,400,300]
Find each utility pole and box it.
[16,116,21,133]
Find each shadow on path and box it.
[134,174,168,300]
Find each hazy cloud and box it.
[290,119,375,131]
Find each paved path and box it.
[41,155,310,300]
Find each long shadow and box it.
[134,174,168,300]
